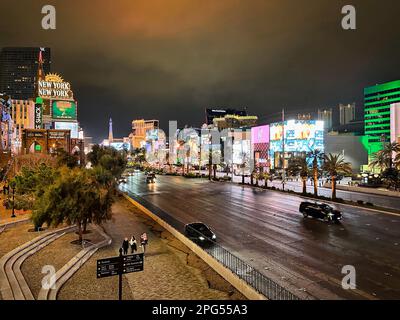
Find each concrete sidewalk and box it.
[331,184,400,198]
[57,197,233,300]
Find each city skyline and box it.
[1,0,400,306]
[1,0,400,142]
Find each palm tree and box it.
[287,157,309,194]
[370,142,400,171]
[322,153,352,200]
[307,149,324,196]
[395,152,400,170]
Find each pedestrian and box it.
[129,235,137,254]
[122,237,129,255]
[3,181,9,195]
[140,232,148,254]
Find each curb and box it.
[122,192,267,300]
[233,181,400,217]
[0,225,76,300]
[0,218,30,234]
[38,224,112,300]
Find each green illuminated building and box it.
[364,80,400,164]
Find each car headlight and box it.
[199,236,205,241]
[212,235,216,240]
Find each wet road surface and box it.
[120,173,400,300]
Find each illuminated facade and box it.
[391,103,400,144]
[212,114,258,130]
[130,119,159,149]
[269,120,324,169]
[364,80,400,163]
[10,99,35,152]
[318,108,333,131]
[251,125,270,170]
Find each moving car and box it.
[299,201,342,222]
[184,222,217,245]
[146,173,156,184]
[118,177,127,184]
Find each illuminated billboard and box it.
[54,122,79,139]
[251,125,269,144]
[38,74,74,100]
[52,101,77,120]
[110,142,131,151]
[270,120,324,153]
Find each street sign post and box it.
[96,249,144,300]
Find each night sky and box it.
[1,0,400,142]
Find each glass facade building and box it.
[0,47,51,100]
[364,80,400,162]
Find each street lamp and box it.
[10,183,16,218]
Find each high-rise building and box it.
[0,47,51,100]
[130,119,159,148]
[318,108,333,131]
[364,80,400,163]
[391,103,400,145]
[10,99,35,152]
[339,103,355,125]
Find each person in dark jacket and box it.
[122,237,129,255]
[129,236,137,254]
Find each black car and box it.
[299,201,342,222]
[184,222,217,244]
[146,173,156,184]
[118,177,127,184]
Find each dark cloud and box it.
[1,0,400,142]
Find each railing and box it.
[120,186,300,300]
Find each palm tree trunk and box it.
[213,164,217,179]
[302,177,307,194]
[208,153,212,180]
[313,162,318,196]
[332,176,336,199]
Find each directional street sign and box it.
[96,251,145,302]
[97,253,144,278]
[97,256,121,278]
[122,253,144,274]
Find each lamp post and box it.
[11,185,16,218]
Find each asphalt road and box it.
[202,171,400,210]
[120,173,400,300]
